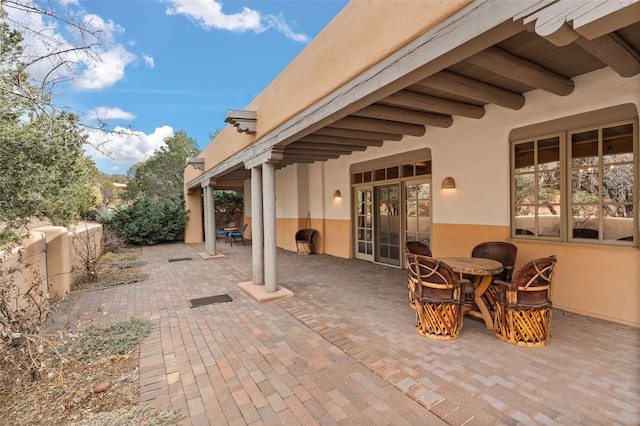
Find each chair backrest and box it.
[405,241,432,257]
[407,253,461,302]
[233,223,248,234]
[511,255,557,305]
[472,241,517,281]
[296,229,316,242]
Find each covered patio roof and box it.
[186,0,640,190]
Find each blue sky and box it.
[6,0,348,175]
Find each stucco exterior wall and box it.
[264,67,639,326]
[184,1,472,187]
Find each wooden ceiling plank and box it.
[330,116,426,137]
[466,46,575,96]
[352,103,453,127]
[382,90,486,119]
[574,33,640,78]
[416,70,526,110]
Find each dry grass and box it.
[0,247,183,425]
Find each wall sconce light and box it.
[333,189,342,198]
[441,177,456,189]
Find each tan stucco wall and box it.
[35,226,71,299]
[275,218,351,259]
[264,68,639,326]
[184,187,203,243]
[184,0,472,187]
[433,223,640,327]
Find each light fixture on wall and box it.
[333,189,342,198]
[441,177,456,189]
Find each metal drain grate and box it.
[168,257,192,263]
[189,294,233,308]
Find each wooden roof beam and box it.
[466,46,574,96]
[382,90,485,119]
[314,127,404,141]
[330,116,426,137]
[281,156,329,163]
[415,70,526,110]
[575,34,640,78]
[287,141,368,152]
[285,148,350,157]
[352,104,453,128]
[298,134,384,147]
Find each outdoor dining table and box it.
[438,257,503,329]
[223,227,238,246]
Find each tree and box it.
[124,130,200,202]
[1,1,104,119]
[0,19,98,242]
[97,173,129,208]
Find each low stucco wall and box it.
[0,232,48,333]
[34,226,71,299]
[67,223,103,285]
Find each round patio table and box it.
[438,257,503,329]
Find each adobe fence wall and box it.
[0,223,103,333]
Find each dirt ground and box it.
[0,247,182,425]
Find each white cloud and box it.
[164,0,309,42]
[85,126,174,168]
[143,54,155,68]
[4,1,137,91]
[87,107,136,121]
[74,44,137,90]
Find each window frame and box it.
[510,112,638,246]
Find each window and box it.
[511,116,637,245]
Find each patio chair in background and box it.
[493,255,557,347]
[407,254,469,340]
[229,223,248,246]
[216,222,236,242]
[471,241,518,311]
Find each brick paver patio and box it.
[49,241,639,425]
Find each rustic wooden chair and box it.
[405,241,432,256]
[407,253,469,340]
[492,255,557,347]
[471,241,517,311]
[404,242,432,309]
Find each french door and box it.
[354,188,373,261]
[353,180,431,267]
[375,184,401,266]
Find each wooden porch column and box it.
[262,161,277,293]
[251,166,264,285]
[202,180,217,256]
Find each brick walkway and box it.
[49,242,640,425]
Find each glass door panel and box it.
[375,184,401,266]
[405,181,431,249]
[354,187,373,261]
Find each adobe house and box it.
[184,1,639,326]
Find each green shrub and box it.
[100,197,187,245]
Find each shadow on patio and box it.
[50,241,639,425]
